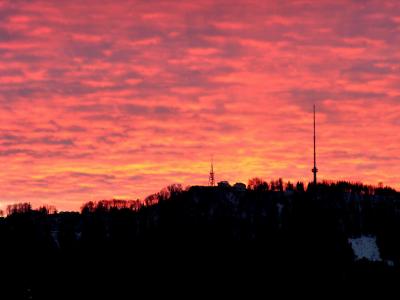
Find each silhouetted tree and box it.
[6,202,32,215]
[286,181,294,191]
[295,181,305,192]
[38,205,57,215]
[248,177,269,192]
[278,178,284,192]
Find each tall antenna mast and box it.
[312,104,318,186]
[209,156,215,187]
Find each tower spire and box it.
[209,156,215,187]
[312,104,318,186]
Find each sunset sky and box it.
[1,0,400,211]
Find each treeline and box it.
[0,179,399,297]
[2,179,396,216]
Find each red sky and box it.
[1,0,400,211]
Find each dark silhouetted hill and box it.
[1,180,399,297]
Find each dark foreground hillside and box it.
[1,180,400,298]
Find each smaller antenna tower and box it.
[209,157,215,187]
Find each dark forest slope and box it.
[1,180,399,297]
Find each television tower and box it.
[209,157,215,187]
[312,104,318,186]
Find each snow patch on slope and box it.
[349,235,381,262]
